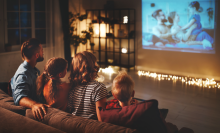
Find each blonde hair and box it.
[112,71,134,102]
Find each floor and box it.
[97,69,220,133]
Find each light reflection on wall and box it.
[138,71,220,89]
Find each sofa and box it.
[0,83,138,133]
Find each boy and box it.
[106,71,138,109]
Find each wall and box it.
[0,0,65,82]
[69,0,220,80]
[0,48,51,82]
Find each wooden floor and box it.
[99,70,220,133]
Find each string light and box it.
[138,70,220,88]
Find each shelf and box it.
[86,8,135,71]
[91,22,135,25]
[97,62,135,68]
[92,36,135,39]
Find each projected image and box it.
[142,0,216,53]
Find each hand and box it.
[166,122,178,133]
[31,103,51,121]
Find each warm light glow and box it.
[138,70,220,88]
[94,24,106,37]
[95,29,99,35]
[99,66,115,75]
[122,48,127,53]
[108,59,114,63]
[123,16,128,24]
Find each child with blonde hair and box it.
[106,71,138,109]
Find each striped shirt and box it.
[67,80,108,119]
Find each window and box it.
[5,0,46,46]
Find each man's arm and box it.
[19,97,50,121]
[12,75,50,121]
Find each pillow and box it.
[0,89,26,116]
[100,99,168,133]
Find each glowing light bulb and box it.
[123,16,128,24]
[121,48,127,53]
[95,29,99,35]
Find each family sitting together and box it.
[10,38,184,133]
[151,1,213,48]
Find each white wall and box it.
[69,0,220,80]
[0,47,52,82]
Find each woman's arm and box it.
[96,97,107,122]
[181,18,196,30]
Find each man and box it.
[152,9,174,43]
[11,38,50,121]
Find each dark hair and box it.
[189,1,203,12]
[21,38,41,60]
[37,57,68,101]
[168,11,176,24]
[69,51,99,88]
[152,9,162,19]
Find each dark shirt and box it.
[105,98,138,109]
[11,61,40,105]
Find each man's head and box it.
[152,9,167,23]
[112,71,135,103]
[21,38,44,62]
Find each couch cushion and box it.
[0,89,26,115]
[0,107,64,133]
[100,99,168,133]
[26,108,139,133]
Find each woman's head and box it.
[44,57,68,78]
[188,1,203,14]
[168,11,179,24]
[69,51,99,87]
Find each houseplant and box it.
[69,12,94,54]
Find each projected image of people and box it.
[142,0,216,53]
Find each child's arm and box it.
[96,97,107,121]
[181,18,196,30]
[182,23,197,41]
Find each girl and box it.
[181,1,213,45]
[67,51,108,121]
[36,57,70,111]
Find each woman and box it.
[67,51,108,121]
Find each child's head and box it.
[69,51,99,86]
[168,11,180,24]
[188,1,203,14]
[36,57,68,99]
[112,71,134,103]
[44,57,68,79]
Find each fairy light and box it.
[138,70,220,88]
